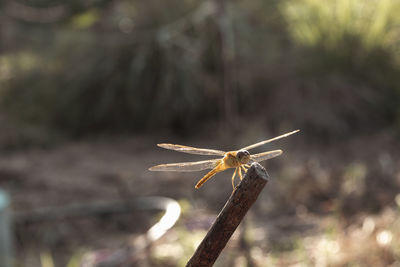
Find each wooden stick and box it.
[186,162,269,267]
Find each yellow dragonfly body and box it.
[149,130,299,189]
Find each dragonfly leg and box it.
[241,165,248,172]
[238,167,243,180]
[231,168,238,189]
[244,164,250,168]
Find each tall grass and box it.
[278,0,400,134]
[0,1,221,137]
[281,0,400,53]
[1,0,400,141]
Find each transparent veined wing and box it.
[157,144,226,156]
[250,150,283,163]
[241,130,299,151]
[149,159,220,172]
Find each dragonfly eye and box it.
[237,150,250,163]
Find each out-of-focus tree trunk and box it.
[215,0,238,132]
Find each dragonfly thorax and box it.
[223,151,249,168]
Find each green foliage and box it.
[281,0,400,78]
[0,1,220,136]
[277,0,400,134]
[2,0,400,139]
[282,0,400,52]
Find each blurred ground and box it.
[0,128,399,266]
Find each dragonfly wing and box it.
[241,130,299,151]
[149,159,220,172]
[157,143,226,156]
[250,150,282,163]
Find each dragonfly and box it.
[149,129,299,189]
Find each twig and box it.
[186,162,269,267]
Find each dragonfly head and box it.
[237,150,250,164]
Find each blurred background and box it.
[0,0,400,266]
